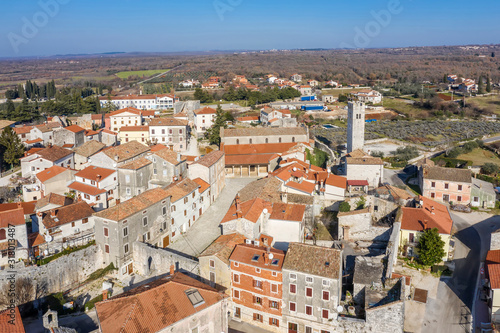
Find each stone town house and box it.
[229,242,285,333]
[419,160,472,204]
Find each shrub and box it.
[481,163,500,175]
[339,201,351,212]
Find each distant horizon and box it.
[2,0,499,58]
[1,42,499,60]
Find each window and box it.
[0,230,5,241]
[253,313,263,322]
[306,305,313,315]
[103,227,109,237]
[290,273,297,280]
[255,268,261,273]
[234,262,239,267]
[271,284,278,293]
[457,196,462,202]
[171,205,176,212]
[430,192,435,199]
[184,197,188,204]
[185,289,205,307]
[252,255,260,262]
[254,296,262,305]
[292,137,295,143]
[306,327,313,333]
[279,137,282,143]
[233,289,239,299]
[236,139,239,145]
[105,245,109,253]
[474,196,479,202]
[84,194,90,199]
[162,206,167,216]
[153,169,157,175]
[235,307,241,318]
[271,259,279,266]
[323,279,330,287]
[123,227,128,237]
[458,184,463,191]
[323,290,330,301]
[71,222,75,228]
[171,218,175,225]
[191,328,198,333]
[290,284,296,294]
[272,271,277,277]
[270,300,279,309]
[126,188,131,195]
[265,138,268,143]
[444,183,449,189]
[124,244,129,254]
[254,280,263,289]
[143,216,148,226]
[184,210,187,216]
[209,259,215,268]
[233,274,240,283]
[269,318,279,327]
[322,309,329,319]
[431,181,436,188]
[289,302,296,312]
[151,129,155,134]
[321,331,330,333]
[306,287,313,297]
[249,139,252,144]
[306,276,313,283]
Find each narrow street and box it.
[421,212,500,332]
[169,177,254,256]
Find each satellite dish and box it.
[268,253,274,260]
[337,305,343,313]
[44,235,53,243]
[43,250,49,256]
[263,208,268,214]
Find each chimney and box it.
[170,264,175,275]
[177,153,181,162]
[96,174,102,182]
[115,199,120,205]
[431,206,435,214]
[50,209,57,218]
[235,194,242,218]
[423,219,428,229]
[264,252,270,266]
[102,290,108,301]
[17,202,22,209]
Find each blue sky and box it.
[1,0,499,57]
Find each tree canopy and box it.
[205,105,227,146]
[417,228,446,266]
[0,127,25,169]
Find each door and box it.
[199,208,202,216]
[235,307,241,319]
[409,233,414,244]
[163,235,170,248]
[288,323,298,333]
[127,263,133,275]
[443,194,449,202]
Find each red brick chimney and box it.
[170,264,175,275]
[423,219,428,229]
[50,209,57,218]
[102,290,108,301]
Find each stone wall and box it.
[132,241,199,277]
[338,211,391,242]
[386,222,401,278]
[491,231,500,250]
[0,245,103,301]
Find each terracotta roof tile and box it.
[193,178,210,194]
[118,157,152,170]
[225,154,277,165]
[194,107,217,115]
[422,165,472,183]
[230,244,285,271]
[34,145,73,162]
[283,243,342,279]
[153,148,182,165]
[64,125,85,133]
[285,181,316,194]
[35,193,74,211]
[119,125,149,132]
[35,165,69,183]
[487,250,500,264]
[75,166,115,181]
[14,126,33,134]
[0,306,25,333]
[223,142,305,156]
[163,178,200,203]
[42,201,94,229]
[221,198,268,224]
[0,201,36,215]
[192,150,224,168]
[0,208,25,228]
[269,203,306,222]
[400,196,453,234]
[94,188,170,221]
[488,264,500,289]
[102,141,150,163]
[348,180,369,186]
[149,118,188,126]
[346,156,384,165]
[150,144,168,152]
[200,233,247,264]
[68,182,107,196]
[223,127,306,138]
[95,272,224,333]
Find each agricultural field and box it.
[378,98,432,118]
[320,88,367,97]
[467,94,500,115]
[366,120,500,146]
[115,69,170,79]
[456,148,500,166]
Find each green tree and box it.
[417,228,446,266]
[205,105,227,146]
[356,196,366,210]
[339,201,351,212]
[481,163,499,175]
[443,74,448,83]
[478,75,484,94]
[0,127,25,169]
[5,99,15,119]
[486,75,492,93]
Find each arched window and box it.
[292,137,295,143]
[265,138,269,143]
[249,139,252,144]
[236,139,239,145]
[0,229,5,241]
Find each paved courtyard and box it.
[169,177,254,256]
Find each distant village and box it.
[0,72,499,333]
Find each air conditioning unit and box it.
[254,241,260,246]
[245,239,252,245]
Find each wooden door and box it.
[127,263,133,275]
[163,235,170,248]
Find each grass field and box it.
[467,94,500,114]
[115,69,170,79]
[321,88,366,97]
[457,148,500,166]
[379,98,430,118]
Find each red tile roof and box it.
[108,107,142,116]
[285,181,316,195]
[194,107,217,115]
[153,148,182,165]
[34,145,73,162]
[95,272,225,333]
[102,141,150,163]
[68,182,106,196]
[64,125,85,133]
[236,116,259,122]
[325,174,347,188]
[0,201,36,215]
[0,208,25,228]
[0,306,25,333]
[488,264,500,289]
[119,125,149,132]
[487,250,500,264]
[347,180,369,186]
[223,142,304,156]
[150,144,168,152]
[25,138,43,144]
[35,193,74,211]
[230,244,285,271]
[163,178,200,203]
[149,118,188,127]
[35,165,69,183]
[283,243,342,279]
[118,157,152,170]
[221,198,268,224]
[14,126,33,134]
[193,178,210,194]
[42,201,94,229]
[26,147,44,155]
[225,153,278,166]
[401,196,453,234]
[192,150,224,168]
[269,203,306,222]
[200,233,247,264]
